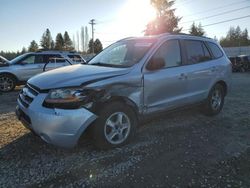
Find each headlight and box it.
[44,88,90,109]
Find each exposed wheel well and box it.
[80,96,140,143]
[216,81,228,96]
[95,96,140,117]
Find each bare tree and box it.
[85,26,89,52]
[76,31,80,52]
[72,34,76,50]
[81,26,85,52]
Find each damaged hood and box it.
[28,64,131,90]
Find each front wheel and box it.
[202,84,225,116]
[91,102,137,149]
[0,74,16,92]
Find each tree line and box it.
[143,0,250,47]
[1,28,103,60]
[1,0,249,60]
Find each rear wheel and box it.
[203,84,225,116]
[0,74,16,92]
[91,102,137,149]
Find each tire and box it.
[202,84,225,116]
[0,74,16,92]
[91,101,137,149]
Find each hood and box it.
[28,64,131,90]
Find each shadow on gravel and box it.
[0,132,93,159]
[0,107,199,160]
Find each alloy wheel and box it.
[104,112,131,145]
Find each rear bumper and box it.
[16,93,97,148]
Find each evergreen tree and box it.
[189,22,205,36]
[51,40,55,50]
[220,26,250,47]
[28,40,39,52]
[94,39,103,54]
[145,0,181,35]
[240,28,249,46]
[63,31,74,50]
[88,39,94,54]
[55,33,64,50]
[40,28,53,50]
[87,39,103,54]
[21,47,27,54]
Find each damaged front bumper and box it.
[16,93,97,148]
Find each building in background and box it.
[223,46,250,57]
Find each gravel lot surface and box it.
[0,73,250,187]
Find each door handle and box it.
[179,73,187,80]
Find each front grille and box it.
[18,84,39,108]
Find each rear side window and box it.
[35,55,45,64]
[68,55,84,62]
[206,42,223,59]
[152,40,181,68]
[44,55,66,63]
[184,40,212,64]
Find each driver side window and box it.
[22,55,35,64]
[152,40,182,68]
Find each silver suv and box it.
[16,34,232,149]
[0,51,85,92]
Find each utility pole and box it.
[89,19,96,54]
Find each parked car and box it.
[16,33,232,149]
[229,55,250,72]
[0,55,9,64]
[237,55,250,71]
[0,51,85,92]
[229,56,243,72]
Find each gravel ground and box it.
[0,73,250,187]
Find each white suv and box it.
[0,51,85,92]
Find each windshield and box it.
[88,39,155,67]
[9,53,28,64]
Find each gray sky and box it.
[0,0,250,51]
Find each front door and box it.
[15,54,45,81]
[143,39,189,114]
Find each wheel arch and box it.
[215,80,228,96]
[0,72,19,82]
[98,96,140,116]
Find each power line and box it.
[181,0,249,18]
[180,5,250,24]
[182,14,250,31]
[175,0,195,7]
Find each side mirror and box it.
[146,57,165,71]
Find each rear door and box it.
[43,54,69,71]
[143,39,189,114]
[181,40,215,103]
